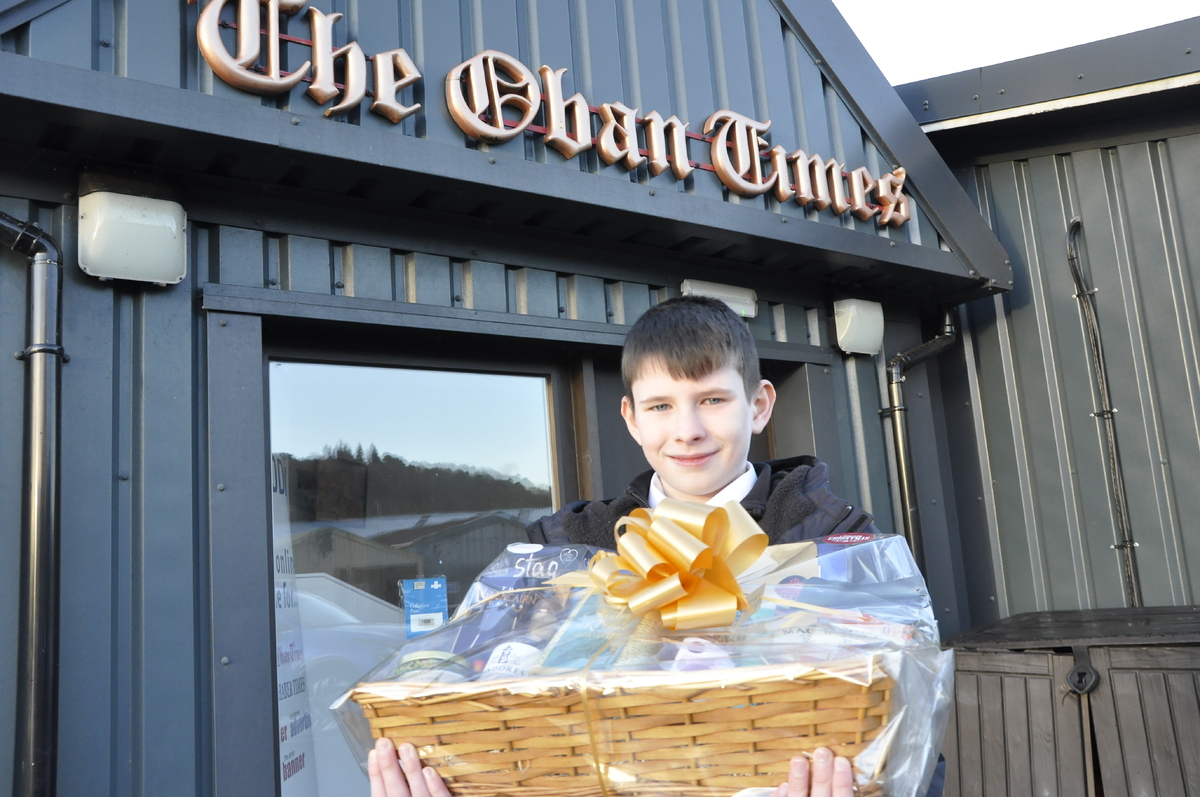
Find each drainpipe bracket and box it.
[15,344,68,362]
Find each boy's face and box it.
[620,361,776,503]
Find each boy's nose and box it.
[673,408,706,442]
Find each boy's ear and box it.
[751,380,776,434]
[620,395,644,445]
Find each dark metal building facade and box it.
[900,17,1200,620]
[0,1,1011,795]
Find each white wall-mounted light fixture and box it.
[833,298,884,355]
[78,187,187,286]
[680,279,759,318]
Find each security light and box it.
[680,279,759,318]
[78,190,187,286]
[833,298,884,355]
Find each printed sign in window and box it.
[401,577,449,638]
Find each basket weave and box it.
[351,665,892,797]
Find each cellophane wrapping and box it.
[334,533,952,797]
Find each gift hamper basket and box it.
[334,500,952,797]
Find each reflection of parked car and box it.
[276,590,405,796]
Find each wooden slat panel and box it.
[1139,671,1188,797]
[1111,670,1156,796]
[1050,654,1088,797]
[1025,675,1058,797]
[955,651,1052,676]
[978,674,1007,797]
[1002,675,1033,796]
[1089,648,1131,797]
[1164,673,1200,796]
[1109,647,1200,670]
[942,686,960,797]
[216,226,265,288]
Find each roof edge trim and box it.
[770,0,1013,289]
[922,71,1200,132]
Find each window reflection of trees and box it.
[280,442,551,609]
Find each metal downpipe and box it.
[1067,218,1142,607]
[0,209,64,797]
[883,310,956,574]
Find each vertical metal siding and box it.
[0,197,204,797]
[962,131,1200,614]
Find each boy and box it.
[527,295,877,547]
[365,297,906,797]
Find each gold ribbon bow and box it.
[586,499,768,631]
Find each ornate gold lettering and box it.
[641,112,694,180]
[446,50,539,143]
[370,48,422,124]
[875,167,911,227]
[767,145,793,203]
[786,151,849,214]
[306,8,366,117]
[847,167,878,221]
[703,111,776,197]
[597,102,645,170]
[538,66,592,159]
[197,0,310,95]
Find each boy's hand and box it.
[770,748,855,797]
[368,738,451,797]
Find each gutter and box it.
[0,209,64,797]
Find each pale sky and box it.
[832,1,1200,86]
[268,362,555,490]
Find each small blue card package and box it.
[400,577,448,638]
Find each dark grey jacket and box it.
[526,455,877,549]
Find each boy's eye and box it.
[650,403,670,411]
[701,397,724,405]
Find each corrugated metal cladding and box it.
[0,0,942,250]
[0,197,205,796]
[958,135,1200,616]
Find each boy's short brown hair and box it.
[622,296,761,399]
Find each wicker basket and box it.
[350,662,892,797]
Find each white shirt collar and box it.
[648,462,756,509]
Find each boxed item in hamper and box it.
[333,501,952,797]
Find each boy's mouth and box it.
[668,452,716,467]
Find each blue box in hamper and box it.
[335,504,952,797]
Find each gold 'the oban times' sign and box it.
[197,0,909,227]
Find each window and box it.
[268,362,556,796]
